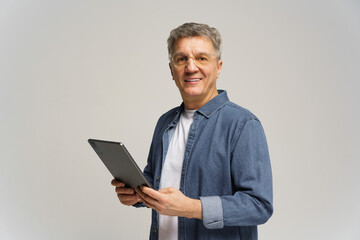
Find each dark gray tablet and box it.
[88,139,151,189]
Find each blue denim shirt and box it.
[140,90,273,240]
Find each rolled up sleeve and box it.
[200,196,224,229]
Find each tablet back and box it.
[88,139,151,189]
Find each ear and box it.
[216,59,223,77]
[169,63,174,80]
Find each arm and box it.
[201,119,273,229]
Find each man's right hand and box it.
[111,179,141,206]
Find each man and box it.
[112,22,273,240]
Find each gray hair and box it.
[167,22,222,60]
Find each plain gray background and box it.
[1,0,359,239]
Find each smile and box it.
[185,78,201,82]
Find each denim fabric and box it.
[141,90,273,240]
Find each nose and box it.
[185,57,199,73]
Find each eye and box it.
[174,55,188,64]
[195,54,209,63]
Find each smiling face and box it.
[169,36,223,109]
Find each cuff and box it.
[199,196,224,229]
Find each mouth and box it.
[185,78,201,83]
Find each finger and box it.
[141,186,164,201]
[115,187,135,194]
[121,201,135,206]
[120,198,138,206]
[118,193,141,206]
[118,193,137,202]
[111,179,125,187]
[136,188,159,206]
[137,194,157,210]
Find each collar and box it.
[196,90,229,118]
[171,90,229,126]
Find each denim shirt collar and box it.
[171,90,229,126]
[197,90,229,118]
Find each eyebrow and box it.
[172,51,212,56]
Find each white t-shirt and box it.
[158,109,196,240]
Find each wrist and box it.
[186,199,202,219]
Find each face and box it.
[169,36,223,107]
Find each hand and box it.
[111,179,141,206]
[136,186,202,219]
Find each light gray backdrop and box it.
[1,0,359,239]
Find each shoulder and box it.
[218,102,267,149]
[220,101,260,124]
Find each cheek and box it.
[205,69,217,80]
[173,70,183,80]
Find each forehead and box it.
[173,36,215,54]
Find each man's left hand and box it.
[136,186,202,219]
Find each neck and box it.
[182,90,218,110]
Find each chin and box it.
[183,89,203,97]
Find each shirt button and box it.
[153,229,157,233]
[156,176,161,181]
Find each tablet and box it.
[88,139,151,189]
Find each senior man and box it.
[112,22,273,240]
